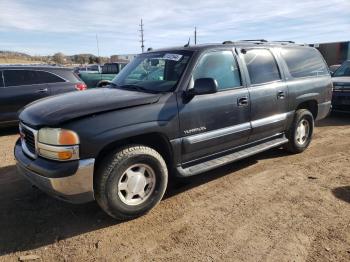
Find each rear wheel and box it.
[284,109,314,153]
[94,145,168,220]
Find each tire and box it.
[94,145,168,220]
[284,109,314,153]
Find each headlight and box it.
[37,128,80,161]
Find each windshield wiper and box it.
[119,84,157,93]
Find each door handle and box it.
[277,91,285,99]
[237,97,248,106]
[36,88,48,93]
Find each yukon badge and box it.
[184,126,207,135]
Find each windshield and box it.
[112,51,193,92]
[334,61,350,77]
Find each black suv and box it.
[15,41,332,220]
[331,60,350,111]
[0,66,86,127]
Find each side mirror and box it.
[188,78,218,95]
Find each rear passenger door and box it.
[0,69,52,123]
[239,48,289,142]
[178,49,251,163]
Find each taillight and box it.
[75,83,87,91]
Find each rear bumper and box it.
[15,140,95,204]
[316,101,332,120]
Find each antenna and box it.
[139,19,145,53]
[96,34,100,58]
[184,37,190,47]
[194,26,197,45]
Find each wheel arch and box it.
[94,132,174,174]
[296,100,318,119]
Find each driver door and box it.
[178,50,251,164]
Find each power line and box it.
[140,19,145,53]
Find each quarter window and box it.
[243,49,281,85]
[193,51,241,90]
[280,47,329,78]
[36,71,65,83]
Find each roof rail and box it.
[240,39,268,42]
[222,41,234,44]
[271,41,295,44]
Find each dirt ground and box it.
[0,114,349,262]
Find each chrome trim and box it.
[251,113,288,128]
[37,142,80,161]
[19,123,38,159]
[184,122,251,144]
[17,158,95,204]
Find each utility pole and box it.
[194,26,197,45]
[96,34,100,62]
[140,19,145,53]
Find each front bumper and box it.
[15,139,95,204]
[332,92,350,111]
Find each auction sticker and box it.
[163,53,183,61]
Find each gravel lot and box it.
[0,114,349,262]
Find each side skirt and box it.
[176,135,288,177]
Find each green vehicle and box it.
[78,62,128,88]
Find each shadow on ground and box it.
[1,114,349,255]
[316,112,350,127]
[0,147,287,255]
[332,186,350,204]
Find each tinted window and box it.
[193,51,241,90]
[0,72,4,88]
[334,61,350,77]
[280,47,328,78]
[243,49,281,85]
[36,71,65,83]
[4,70,38,86]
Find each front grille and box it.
[22,127,35,154]
[20,123,38,158]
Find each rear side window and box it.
[4,70,38,86]
[243,49,281,85]
[36,71,65,83]
[3,70,65,86]
[280,47,328,78]
[193,51,241,90]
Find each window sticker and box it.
[163,53,183,61]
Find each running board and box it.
[177,136,288,177]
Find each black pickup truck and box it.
[15,41,332,220]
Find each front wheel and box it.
[94,145,168,220]
[284,109,314,153]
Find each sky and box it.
[0,0,349,56]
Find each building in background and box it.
[110,54,137,63]
[312,41,350,66]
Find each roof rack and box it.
[271,41,295,44]
[240,39,268,42]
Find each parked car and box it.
[331,60,350,112]
[78,62,127,88]
[15,41,332,220]
[0,66,86,127]
[329,64,341,75]
[75,64,102,75]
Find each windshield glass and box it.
[112,51,193,92]
[334,61,350,77]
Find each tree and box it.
[52,52,65,64]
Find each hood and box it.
[332,77,350,86]
[19,88,161,128]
